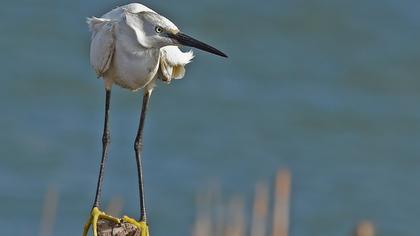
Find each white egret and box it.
[83,3,227,236]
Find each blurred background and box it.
[1,0,420,235]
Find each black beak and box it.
[168,32,228,58]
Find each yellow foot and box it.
[83,207,120,236]
[122,216,149,236]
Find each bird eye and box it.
[155,26,163,33]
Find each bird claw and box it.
[83,207,121,236]
[122,216,150,236]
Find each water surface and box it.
[1,0,420,235]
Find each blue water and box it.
[1,0,420,235]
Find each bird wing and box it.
[158,46,194,83]
[87,17,116,77]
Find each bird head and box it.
[125,11,227,57]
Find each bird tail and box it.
[86,17,110,32]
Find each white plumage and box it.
[87,3,194,91]
[83,4,226,236]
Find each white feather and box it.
[158,46,194,82]
[87,17,116,77]
[161,46,194,66]
[86,3,206,90]
[102,3,155,19]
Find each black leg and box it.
[134,89,152,222]
[93,89,112,208]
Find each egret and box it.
[83,3,227,236]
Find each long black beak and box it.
[168,32,227,58]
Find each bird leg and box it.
[83,89,119,236]
[122,215,150,236]
[83,207,120,236]
[122,89,153,235]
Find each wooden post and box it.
[97,220,142,236]
[354,221,375,236]
[272,169,291,236]
[40,186,59,236]
[251,182,269,236]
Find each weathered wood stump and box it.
[98,220,142,236]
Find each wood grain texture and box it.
[98,220,142,236]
